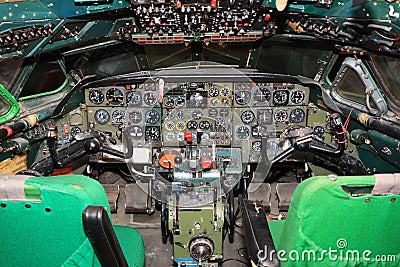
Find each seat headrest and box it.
[0,175,31,200]
[372,173,400,195]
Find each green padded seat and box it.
[0,175,145,267]
[268,175,400,266]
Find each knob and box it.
[174,155,183,165]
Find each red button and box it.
[202,158,212,169]
[184,132,192,143]
[211,0,217,8]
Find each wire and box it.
[343,108,354,130]
[221,258,249,266]
[78,68,85,78]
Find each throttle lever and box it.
[330,113,346,143]
[46,125,62,168]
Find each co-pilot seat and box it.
[268,174,400,266]
[0,174,145,267]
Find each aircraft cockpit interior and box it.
[0,0,399,266]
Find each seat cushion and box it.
[92,225,145,267]
[0,175,145,267]
[268,219,285,246]
[277,175,400,266]
[114,225,145,267]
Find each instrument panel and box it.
[84,79,310,163]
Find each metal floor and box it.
[111,185,249,267]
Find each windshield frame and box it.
[366,56,400,114]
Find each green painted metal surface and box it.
[0,83,19,124]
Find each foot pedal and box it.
[276,183,298,211]
[125,183,148,213]
[248,183,271,212]
[102,184,120,213]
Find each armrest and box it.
[82,206,128,267]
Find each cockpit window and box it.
[0,58,23,92]
[0,98,10,116]
[18,61,66,100]
[367,56,400,111]
[335,68,367,105]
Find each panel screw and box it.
[45,208,51,212]
[390,198,396,202]
[25,204,31,208]
[365,198,370,202]
[328,174,337,181]
[0,203,6,208]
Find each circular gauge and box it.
[241,110,255,124]
[273,90,289,105]
[165,111,174,120]
[164,96,175,108]
[209,98,219,106]
[176,121,186,131]
[187,120,198,130]
[89,90,104,105]
[289,108,305,123]
[221,98,229,106]
[313,126,325,137]
[274,109,288,123]
[290,90,305,104]
[94,109,110,125]
[145,126,160,141]
[188,91,207,108]
[219,108,230,117]
[209,108,218,117]
[70,126,82,137]
[177,110,185,120]
[106,87,124,105]
[235,125,250,140]
[111,110,125,124]
[199,120,211,130]
[164,132,175,142]
[252,141,262,152]
[254,87,271,103]
[165,121,175,131]
[128,111,142,124]
[209,87,219,97]
[266,141,279,158]
[257,109,273,125]
[175,97,185,107]
[129,126,143,140]
[177,132,185,141]
[221,87,230,96]
[145,109,160,124]
[126,91,141,106]
[143,92,158,106]
[235,90,251,105]
[192,110,202,120]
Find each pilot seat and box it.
[243,174,400,266]
[0,174,145,267]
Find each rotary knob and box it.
[189,236,214,261]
